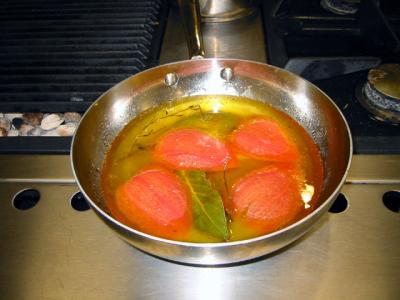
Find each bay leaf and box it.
[178,170,229,241]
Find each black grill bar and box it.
[2,37,152,46]
[0,74,130,84]
[4,24,156,33]
[1,12,159,21]
[1,58,146,67]
[2,66,141,76]
[2,44,148,53]
[0,0,167,112]
[1,30,155,39]
[2,1,160,8]
[2,18,157,26]
[2,51,147,60]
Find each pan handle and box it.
[177,0,205,59]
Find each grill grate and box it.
[0,0,167,112]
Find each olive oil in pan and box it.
[101,95,324,242]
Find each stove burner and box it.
[320,0,359,15]
[357,64,400,124]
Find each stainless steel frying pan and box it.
[71,0,352,265]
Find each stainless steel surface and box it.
[0,155,73,183]
[0,159,399,299]
[199,0,256,22]
[71,56,352,264]
[358,64,400,123]
[368,64,400,100]
[347,155,400,183]
[2,154,400,183]
[160,9,266,63]
[71,0,351,262]
[1,6,399,298]
[172,0,257,22]
[178,0,205,59]
[320,0,359,15]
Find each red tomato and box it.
[230,117,299,162]
[154,128,236,170]
[232,166,302,233]
[115,168,191,240]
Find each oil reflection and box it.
[112,99,130,122]
[301,184,315,209]
[212,101,222,113]
[294,93,311,116]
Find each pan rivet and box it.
[220,67,233,82]
[164,73,179,86]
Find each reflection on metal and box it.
[198,0,256,22]
[172,0,257,23]
[320,0,359,15]
[164,72,179,86]
[0,181,398,299]
[368,64,400,100]
[177,0,205,59]
[0,5,399,295]
[0,155,73,182]
[357,64,400,124]
[220,67,234,82]
[160,9,267,63]
[348,155,400,183]
[0,154,398,297]
[70,56,352,264]
[1,154,399,183]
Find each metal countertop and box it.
[0,155,399,299]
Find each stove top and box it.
[0,0,167,112]
[2,0,399,155]
[0,1,399,298]
[264,0,400,69]
[262,0,400,154]
[0,0,167,153]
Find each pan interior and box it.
[72,59,351,219]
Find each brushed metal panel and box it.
[0,183,399,299]
[1,155,400,183]
[348,155,400,183]
[0,155,73,182]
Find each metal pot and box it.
[71,1,352,265]
[170,0,257,22]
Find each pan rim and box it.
[70,57,353,249]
